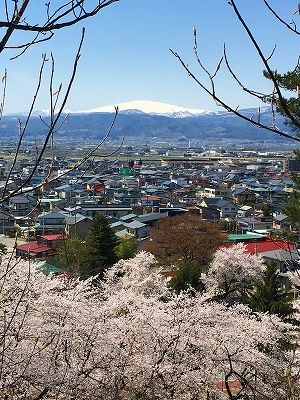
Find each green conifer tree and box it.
[246,263,294,321]
[81,214,118,279]
[264,68,300,228]
[263,67,300,133]
[169,262,204,294]
[281,147,300,232]
[57,237,85,275]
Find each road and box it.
[0,235,26,253]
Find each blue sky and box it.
[2,0,299,113]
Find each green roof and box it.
[35,259,60,274]
[251,188,269,192]
[40,198,62,203]
[228,233,266,241]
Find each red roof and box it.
[17,241,52,254]
[245,238,294,254]
[39,234,65,241]
[94,187,104,193]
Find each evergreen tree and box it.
[246,263,294,321]
[264,69,300,228]
[283,187,300,230]
[81,214,118,279]
[282,149,300,231]
[115,236,138,260]
[261,202,272,218]
[264,67,300,134]
[57,238,86,275]
[169,262,204,295]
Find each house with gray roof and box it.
[64,213,93,239]
[35,210,66,235]
[126,220,149,238]
[200,197,237,219]
[137,212,168,227]
[215,199,238,219]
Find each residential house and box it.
[259,248,299,273]
[200,197,237,219]
[238,216,273,233]
[140,196,161,207]
[40,197,65,211]
[16,234,64,259]
[202,186,232,199]
[55,184,75,200]
[215,199,238,219]
[199,197,222,209]
[125,220,150,238]
[8,195,31,217]
[251,244,300,289]
[119,213,138,223]
[64,214,93,239]
[273,213,291,231]
[137,212,169,227]
[237,205,254,218]
[0,210,15,234]
[232,188,256,205]
[110,221,129,233]
[35,210,66,235]
[85,178,105,193]
[0,179,17,197]
[198,206,221,222]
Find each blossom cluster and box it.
[0,248,296,399]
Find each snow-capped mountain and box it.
[76,100,211,118]
[0,101,291,143]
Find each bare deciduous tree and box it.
[144,214,226,269]
[0,0,120,202]
[171,0,300,143]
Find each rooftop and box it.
[39,234,65,241]
[245,239,295,254]
[17,241,51,254]
[228,233,266,241]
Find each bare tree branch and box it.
[0,1,119,35]
[171,49,300,143]
[262,0,300,35]
[172,0,300,144]
[229,0,300,130]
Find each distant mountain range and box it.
[0,100,294,144]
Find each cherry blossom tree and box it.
[0,252,298,400]
[206,243,266,303]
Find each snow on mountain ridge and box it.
[76,100,209,117]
